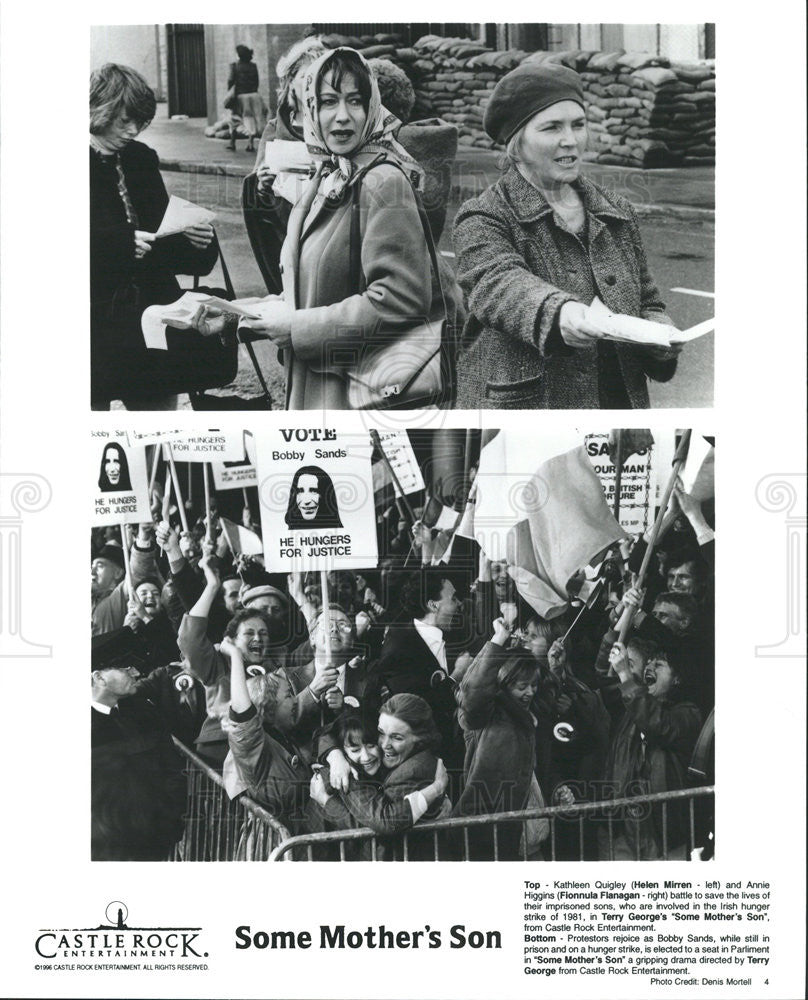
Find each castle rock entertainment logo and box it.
[33,901,209,973]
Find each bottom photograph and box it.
[90,426,714,863]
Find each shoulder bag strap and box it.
[348,158,448,326]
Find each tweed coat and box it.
[279,158,435,410]
[452,165,677,409]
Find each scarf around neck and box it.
[300,47,425,199]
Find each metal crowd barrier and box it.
[168,738,292,861]
[267,786,715,862]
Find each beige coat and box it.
[279,160,435,410]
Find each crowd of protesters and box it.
[91,450,714,862]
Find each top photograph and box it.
[90,23,715,411]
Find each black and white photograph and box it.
[89,23,714,411]
[90,427,714,863]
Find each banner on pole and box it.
[373,430,425,496]
[92,431,150,526]
[585,433,656,535]
[253,428,378,572]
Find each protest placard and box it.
[373,430,425,496]
[253,427,377,572]
[126,429,245,462]
[169,430,245,463]
[585,432,656,535]
[211,458,257,490]
[91,432,150,526]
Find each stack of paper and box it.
[586,297,714,346]
[155,196,216,238]
[140,292,265,350]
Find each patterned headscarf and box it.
[300,47,425,199]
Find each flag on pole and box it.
[220,516,263,557]
[472,430,627,619]
[680,435,714,501]
[421,493,461,531]
[372,430,425,506]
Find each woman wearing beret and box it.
[452,63,681,409]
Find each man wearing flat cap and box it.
[91,627,187,860]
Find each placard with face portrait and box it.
[253,427,378,572]
[92,431,150,526]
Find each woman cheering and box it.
[453,63,681,409]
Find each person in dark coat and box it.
[453,624,544,860]
[90,63,217,409]
[91,628,187,861]
[599,637,702,860]
[452,63,682,409]
[226,45,264,153]
[534,638,611,860]
[364,568,462,756]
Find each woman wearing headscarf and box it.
[453,63,682,410]
[197,47,445,410]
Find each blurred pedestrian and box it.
[227,45,265,153]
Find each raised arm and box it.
[177,554,224,686]
[458,623,510,730]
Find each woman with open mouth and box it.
[191,46,456,410]
[452,62,682,409]
[310,697,450,859]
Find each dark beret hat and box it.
[92,627,148,672]
[484,63,586,145]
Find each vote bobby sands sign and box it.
[254,428,378,572]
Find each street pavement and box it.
[148,111,715,217]
[144,110,714,410]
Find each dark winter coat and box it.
[602,677,702,851]
[454,642,536,859]
[325,748,447,860]
[91,698,186,860]
[228,60,259,96]
[90,140,217,402]
[452,165,676,409]
[365,621,458,752]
